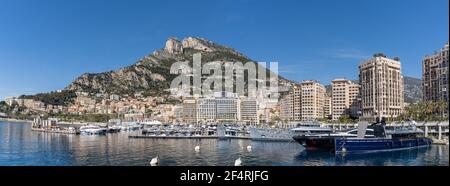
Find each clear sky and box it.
[0,0,448,100]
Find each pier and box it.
[31,117,81,134]
[129,135,218,139]
[31,127,79,134]
[129,135,255,140]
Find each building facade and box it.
[331,78,360,120]
[292,86,302,121]
[280,93,293,121]
[196,98,216,123]
[240,98,259,125]
[359,54,404,121]
[324,94,332,119]
[300,80,326,121]
[422,43,449,116]
[215,97,240,122]
[182,98,197,124]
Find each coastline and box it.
[0,118,32,123]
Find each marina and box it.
[29,117,450,144]
[0,120,448,166]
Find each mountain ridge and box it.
[65,37,294,97]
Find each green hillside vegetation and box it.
[19,90,76,106]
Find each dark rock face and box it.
[403,76,422,104]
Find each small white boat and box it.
[107,125,121,133]
[194,145,200,151]
[141,120,163,126]
[80,125,107,135]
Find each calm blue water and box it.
[0,121,448,166]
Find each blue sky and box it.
[0,0,448,100]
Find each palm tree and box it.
[436,100,447,120]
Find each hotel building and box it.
[196,98,216,123]
[181,92,252,124]
[359,53,404,121]
[215,92,240,123]
[240,98,259,125]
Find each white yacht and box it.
[141,120,163,126]
[290,122,333,136]
[120,122,141,131]
[80,124,107,135]
[141,120,163,135]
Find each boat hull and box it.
[80,129,107,135]
[335,137,432,154]
[293,136,336,151]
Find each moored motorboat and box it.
[293,128,375,151]
[290,122,333,136]
[107,125,122,133]
[80,124,107,135]
[335,121,432,154]
[293,118,432,154]
[120,122,141,131]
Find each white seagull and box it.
[234,158,242,166]
[150,156,159,166]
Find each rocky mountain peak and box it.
[164,36,220,54]
[181,37,215,52]
[65,36,294,97]
[165,37,183,54]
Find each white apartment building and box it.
[215,97,240,122]
[300,80,326,121]
[196,98,216,123]
[331,78,360,120]
[280,93,293,121]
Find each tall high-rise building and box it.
[359,53,404,121]
[422,43,449,112]
[331,78,360,120]
[300,80,326,121]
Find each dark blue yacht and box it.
[293,118,432,154]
